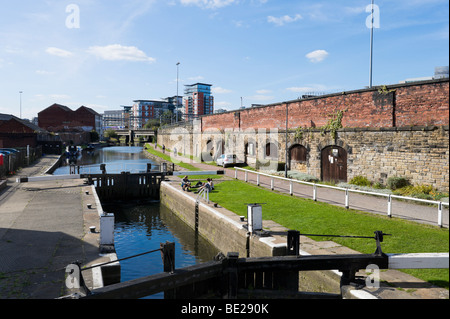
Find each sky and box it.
[0,0,448,120]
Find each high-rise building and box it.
[183,83,214,120]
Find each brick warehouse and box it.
[158,79,449,192]
[38,103,102,144]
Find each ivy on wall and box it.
[294,109,347,141]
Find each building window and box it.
[265,142,278,159]
[290,145,307,162]
[247,142,255,156]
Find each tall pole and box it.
[19,91,23,119]
[176,62,180,122]
[285,103,288,178]
[369,0,374,88]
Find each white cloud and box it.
[256,89,272,94]
[87,44,156,63]
[305,49,329,63]
[188,75,205,81]
[267,14,302,26]
[212,86,232,94]
[46,47,73,58]
[180,0,237,9]
[36,70,54,75]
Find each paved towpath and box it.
[0,155,101,299]
[180,160,448,228]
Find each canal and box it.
[53,146,219,298]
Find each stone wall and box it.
[159,125,449,192]
[158,79,449,192]
[280,126,449,192]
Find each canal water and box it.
[53,146,219,298]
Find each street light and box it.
[19,91,23,119]
[369,0,374,88]
[176,62,180,122]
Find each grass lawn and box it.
[145,144,449,289]
[208,180,449,289]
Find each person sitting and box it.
[208,178,214,190]
[196,178,214,193]
[181,176,191,191]
[194,181,203,188]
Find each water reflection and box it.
[104,201,219,299]
[53,146,157,175]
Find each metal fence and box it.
[0,146,43,179]
[234,167,449,228]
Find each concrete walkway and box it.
[0,155,102,299]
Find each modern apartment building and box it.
[132,99,171,129]
[183,83,214,120]
[103,110,126,130]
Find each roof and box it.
[76,106,101,116]
[184,83,212,87]
[38,103,73,114]
[0,113,47,133]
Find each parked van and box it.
[216,154,240,168]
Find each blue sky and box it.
[0,0,448,120]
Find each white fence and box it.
[234,167,449,228]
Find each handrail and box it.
[196,186,210,204]
[235,167,448,227]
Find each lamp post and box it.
[19,91,23,118]
[369,0,374,88]
[176,62,180,122]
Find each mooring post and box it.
[227,252,239,299]
[160,242,175,273]
[160,242,176,299]
[287,230,300,256]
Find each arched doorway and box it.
[321,146,347,183]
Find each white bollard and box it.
[100,213,115,246]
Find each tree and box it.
[104,129,118,140]
[90,130,99,142]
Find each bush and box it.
[393,184,448,201]
[387,176,410,190]
[350,176,372,187]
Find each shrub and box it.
[287,171,320,183]
[393,184,448,201]
[387,176,410,190]
[350,176,372,187]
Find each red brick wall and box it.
[0,133,37,148]
[38,104,71,131]
[395,80,449,127]
[201,79,449,131]
[73,107,96,128]
[0,118,35,134]
[38,104,97,132]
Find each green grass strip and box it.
[144,144,201,171]
[208,180,449,289]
